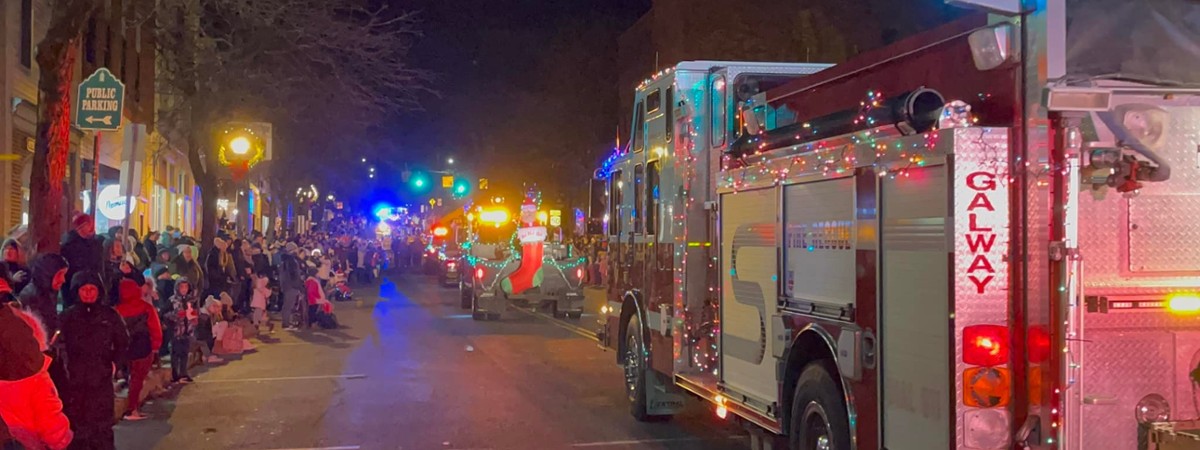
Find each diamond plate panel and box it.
[1080,105,1200,289]
[1129,194,1200,273]
[951,128,1011,450]
[1079,330,1182,450]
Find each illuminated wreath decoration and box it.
[217,126,266,181]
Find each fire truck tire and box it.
[788,362,851,450]
[625,314,669,422]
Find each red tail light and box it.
[963,324,1009,367]
[1027,325,1050,364]
[475,268,484,279]
[447,262,456,270]
[575,267,583,279]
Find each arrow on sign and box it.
[85,116,113,126]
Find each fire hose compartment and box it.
[1128,194,1200,274]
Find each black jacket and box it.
[17,254,68,340]
[143,239,159,263]
[59,273,129,387]
[278,254,303,294]
[59,231,103,308]
[205,250,233,295]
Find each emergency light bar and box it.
[1086,294,1200,314]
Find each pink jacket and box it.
[0,305,73,450]
[251,276,270,310]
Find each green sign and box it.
[75,68,124,131]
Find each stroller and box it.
[330,270,354,302]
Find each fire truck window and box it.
[633,100,645,152]
[647,161,660,235]
[634,164,645,234]
[712,76,726,147]
[610,170,623,236]
[665,87,674,142]
[646,89,661,113]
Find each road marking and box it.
[570,436,744,447]
[260,446,360,450]
[512,307,598,341]
[267,340,363,346]
[196,374,367,383]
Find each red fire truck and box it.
[595,2,1200,449]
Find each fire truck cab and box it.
[597,2,1200,450]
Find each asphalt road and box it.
[115,273,748,450]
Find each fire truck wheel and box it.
[788,362,851,450]
[624,314,660,421]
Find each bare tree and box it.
[152,0,429,251]
[27,0,427,253]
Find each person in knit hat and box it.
[59,214,104,309]
[194,296,223,364]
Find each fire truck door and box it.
[719,186,780,408]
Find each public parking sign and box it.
[75,68,124,131]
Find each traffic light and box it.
[409,172,430,192]
[452,178,470,198]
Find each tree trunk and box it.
[186,109,219,262]
[28,0,100,255]
[28,40,78,254]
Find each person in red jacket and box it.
[114,279,162,421]
[0,296,73,450]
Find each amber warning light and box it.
[1087,294,1200,314]
[433,226,449,237]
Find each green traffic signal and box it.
[410,172,430,191]
[452,178,470,197]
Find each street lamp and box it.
[447,157,455,165]
[230,136,251,155]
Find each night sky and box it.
[392,0,647,171]
[304,0,962,209]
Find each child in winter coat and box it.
[194,297,222,364]
[250,270,272,333]
[168,279,198,383]
[303,268,324,329]
[114,279,162,421]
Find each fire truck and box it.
[595,2,1200,449]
